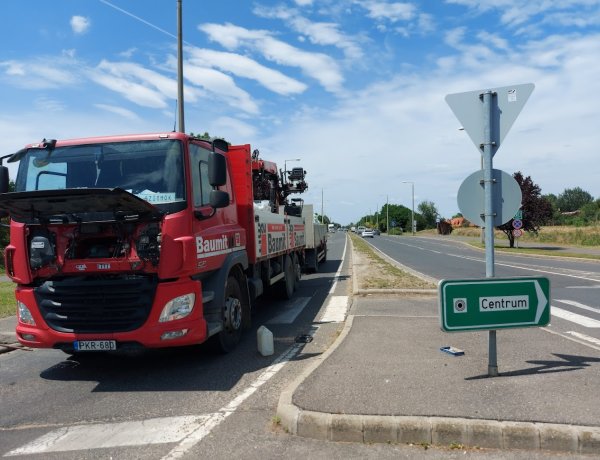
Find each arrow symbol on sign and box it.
[534,280,548,324]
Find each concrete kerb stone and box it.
[276,232,600,453]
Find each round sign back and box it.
[457,169,522,228]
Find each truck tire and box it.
[292,253,301,291]
[214,275,245,353]
[278,254,295,300]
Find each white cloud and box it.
[188,48,307,95]
[259,32,600,223]
[94,103,140,120]
[210,116,258,140]
[34,97,65,112]
[446,0,600,29]
[182,63,260,115]
[89,60,185,109]
[356,1,417,22]
[0,58,78,89]
[199,23,344,92]
[70,15,91,35]
[254,5,364,60]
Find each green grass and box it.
[0,281,15,318]
[350,234,435,290]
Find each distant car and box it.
[361,229,374,238]
[373,228,380,235]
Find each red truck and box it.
[0,132,317,354]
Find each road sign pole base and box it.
[488,330,498,377]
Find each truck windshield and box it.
[15,139,186,213]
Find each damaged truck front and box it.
[0,133,238,354]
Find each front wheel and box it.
[214,275,245,353]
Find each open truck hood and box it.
[0,188,163,224]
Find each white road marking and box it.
[161,343,301,459]
[566,284,600,289]
[5,344,303,459]
[318,296,349,323]
[317,236,349,322]
[566,331,600,347]
[383,238,600,283]
[4,416,211,456]
[552,306,600,328]
[266,297,311,324]
[555,299,599,313]
[329,237,347,294]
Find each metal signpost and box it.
[446,83,540,376]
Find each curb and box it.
[276,314,600,454]
[276,234,600,454]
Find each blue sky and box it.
[1,0,599,224]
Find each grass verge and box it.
[0,281,15,319]
[350,233,435,290]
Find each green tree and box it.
[497,172,553,248]
[557,187,593,212]
[543,193,562,225]
[378,204,412,233]
[418,201,438,229]
[315,214,330,225]
[580,199,600,225]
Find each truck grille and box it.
[34,275,157,333]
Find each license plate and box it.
[73,340,117,352]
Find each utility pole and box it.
[386,195,389,234]
[321,188,324,224]
[402,181,415,235]
[176,0,185,133]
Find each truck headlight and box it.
[159,294,195,322]
[17,301,36,325]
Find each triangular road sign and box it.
[446,83,534,156]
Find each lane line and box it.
[379,238,600,283]
[566,331,600,347]
[4,416,210,456]
[266,297,311,324]
[552,306,600,328]
[5,345,303,458]
[555,299,600,314]
[318,296,349,323]
[161,342,302,460]
[328,236,347,294]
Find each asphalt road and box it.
[0,233,350,459]
[2,232,598,459]
[366,234,600,344]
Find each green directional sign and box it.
[439,277,550,332]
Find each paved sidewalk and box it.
[277,237,600,455]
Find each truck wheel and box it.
[292,253,301,291]
[279,254,295,300]
[215,275,245,353]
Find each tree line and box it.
[352,172,598,247]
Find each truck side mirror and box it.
[210,190,229,209]
[208,152,227,186]
[0,166,9,194]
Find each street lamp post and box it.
[402,181,415,235]
[386,195,389,234]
